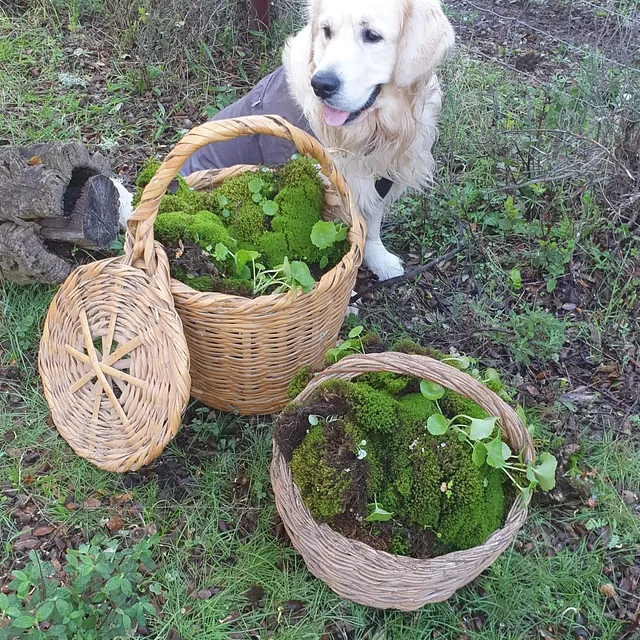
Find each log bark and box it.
[39,174,120,248]
[0,141,122,284]
[0,222,72,285]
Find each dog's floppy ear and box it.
[394,0,455,88]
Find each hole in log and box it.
[63,166,99,216]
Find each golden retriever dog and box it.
[283,0,455,279]
[123,0,455,281]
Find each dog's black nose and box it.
[311,71,341,99]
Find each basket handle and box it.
[125,115,354,272]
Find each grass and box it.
[1,0,639,638]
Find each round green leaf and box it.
[335,224,348,242]
[472,441,487,467]
[308,414,319,426]
[501,441,512,461]
[217,195,229,207]
[427,414,449,435]
[484,368,503,391]
[248,178,263,193]
[348,326,363,339]
[213,243,230,262]
[319,255,329,269]
[468,416,498,441]
[262,200,279,216]
[252,192,263,203]
[0,593,8,611]
[290,261,316,293]
[531,452,558,491]
[310,220,337,249]
[364,504,394,522]
[486,436,507,468]
[420,380,445,401]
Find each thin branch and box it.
[351,245,465,303]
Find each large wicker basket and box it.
[270,352,535,610]
[127,115,365,415]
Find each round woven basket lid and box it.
[38,243,191,473]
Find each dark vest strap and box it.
[375,177,393,199]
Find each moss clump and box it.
[135,158,161,191]
[405,443,442,529]
[190,211,237,250]
[391,339,427,356]
[258,231,289,269]
[348,383,398,434]
[388,533,409,556]
[397,393,438,426]
[290,424,351,520]
[440,390,488,421]
[213,171,276,246]
[276,155,323,189]
[287,366,313,399]
[154,210,237,253]
[155,176,215,215]
[186,275,215,292]
[154,212,195,243]
[272,186,324,262]
[357,372,411,395]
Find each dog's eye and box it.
[323,25,332,39]
[363,29,383,43]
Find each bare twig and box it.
[351,245,465,303]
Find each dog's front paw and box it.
[364,240,404,280]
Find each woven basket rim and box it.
[270,352,534,609]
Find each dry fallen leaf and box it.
[175,238,185,259]
[105,517,123,533]
[599,583,616,598]
[82,497,102,509]
[33,526,55,537]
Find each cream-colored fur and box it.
[283,0,455,279]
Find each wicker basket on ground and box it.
[127,115,365,415]
[270,352,535,610]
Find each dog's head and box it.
[307,0,455,126]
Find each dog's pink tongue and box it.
[322,105,350,127]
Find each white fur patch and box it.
[110,178,133,229]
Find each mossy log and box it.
[0,141,122,284]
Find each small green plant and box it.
[0,535,159,639]
[506,309,566,365]
[252,256,316,296]
[325,326,365,363]
[420,381,557,502]
[248,177,279,217]
[310,220,348,268]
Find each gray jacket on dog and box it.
[179,67,315,177]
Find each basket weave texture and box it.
[270,352,535,610]
[127,115,365,415]
[38,245,191,472]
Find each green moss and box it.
[213,171,275,246]
[440,390,488,421]
[258,231,289,269]
[357,372,411,395]
[287,366,313,399]
[434,436,503,550]
[397,393,438,427]
[348,383,398,434]
[135,158,161,191]
[154,212,195,243]
[186,275,215,292]
[276,155,324,190]
[391,339,427,356]
[190,211,237,250]
[156,177,215,216]
[290,424,351,520]
[272,185,324,263]
[388,533,410,556]
[213,277,253,297]
[445,469,505,550]
[406,443,441,528]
